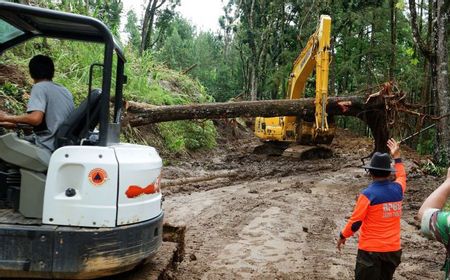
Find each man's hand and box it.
[387,138,401,159]
[337,237,346,252]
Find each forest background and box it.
[1,0,449,167]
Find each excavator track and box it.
[282,144,333,160]
[253,142,290,156]
[253,142,332,160]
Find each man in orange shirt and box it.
[337,138,406,280]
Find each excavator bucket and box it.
[297,120,336,145]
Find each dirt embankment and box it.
[152,123,445,280]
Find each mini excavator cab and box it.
[255,15,335,152]
[0,3,163,279]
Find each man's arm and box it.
[387,138,406,192]
[418,167,450,221]
[394,159,406,192]
[0,121,17,129]
[337,194,370,251]
[0,110,44,127]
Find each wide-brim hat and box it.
[362,152,396,172]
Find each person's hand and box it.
[387,138,400,159]
[337,236,346,252]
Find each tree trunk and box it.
[408,0,433,57]
[389,0,397,80]
[125,96,383,125]
[434,0,450,164]
[140,0,166,55]
[247,0,258,100]
[125,95,391,152]
[250,64,258,101]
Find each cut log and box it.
[124,95,389,153]
[126,96,384,125]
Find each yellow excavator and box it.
[254,15,335,158]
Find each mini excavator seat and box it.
[55,88,102,149]
[0,133,51,172]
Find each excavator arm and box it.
[287,14,331,133]
[255,15,334,145]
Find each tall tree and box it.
[140,0,180,55]
[408,0,449,163]
[154,16,195,69]
[434,0,450,163]
[389,0,397,80]
[124,10,141,50]
[408,0,434,105]
[80,0,123,35]
[233,0,293,100]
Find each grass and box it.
[0,38,217,153]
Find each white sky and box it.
[121,0,224,32]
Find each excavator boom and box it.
[255,15,335,147]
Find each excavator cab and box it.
[0,3,163,278]
[255,15,335,153]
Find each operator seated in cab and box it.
[0,55,75,152]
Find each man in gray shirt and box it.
[0,55,74,151]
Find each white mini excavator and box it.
[0,3,163,279]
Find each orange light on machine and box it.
[125,180,159,199]
[143,184,155,194]
[125,185,143,198]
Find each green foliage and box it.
[420,160,446,177]
[158,120,216,152]
[124,10,141,50]
[416,128,436,156]
[1,37,106,106]
[91,0,123,35]
[335,116,369,136]
[1,82,22,100]
[153,15,243,102]
[123,48,217,152]
[140,0,181,52]
[154,16,195,69]
[0,82,26,114]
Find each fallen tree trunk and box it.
[126,96,383,125]
[125,94,389,153]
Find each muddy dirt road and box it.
[122,126,446,280]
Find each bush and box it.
[158,120,216,152]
